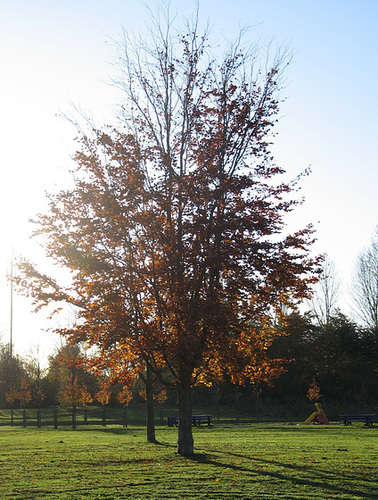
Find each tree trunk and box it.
[213,383,222,424]
[146,362,156,443]
[254,386,262,423]
[177,377,193,456]
[235,387,240,424]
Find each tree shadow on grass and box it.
[185,450,378,499]
[65,426,155,436]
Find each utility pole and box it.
[9,253,13,358]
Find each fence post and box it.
[72,405,77,430]
[37,409,41,428]
[54,409,58,429]
[23,410,26,427]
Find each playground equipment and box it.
[300,402,329,425]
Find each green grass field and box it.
[0,422,377,499]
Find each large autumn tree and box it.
[15,13,320,455]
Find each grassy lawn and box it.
[0,422,377,499]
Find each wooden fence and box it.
[0,407,129,429]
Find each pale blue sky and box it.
[0,0,377,361]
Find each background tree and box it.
[307,378,321,402]
[18,379,32,408]
[353,226,378,331]
[268,311,378,410]
[264,311,315,407]
[117,384,133,428]
[58,374,81,407]
[78,384,94,407]
[5,385,19,408]
[0,341,23,407]
[5,379,32,408]
[15,10,320,455]
[21,346,45,407]
[310,255,340,326]
[44,344,99,406]
[95,384,112,407]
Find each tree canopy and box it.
[15,13,320,455]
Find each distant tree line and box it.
[0,342,165,411]
[266,311,378,411]
[1,313,377,416]
[2,231,377,418]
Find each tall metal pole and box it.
[9,253,13,358]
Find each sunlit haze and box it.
[1,0,377,365]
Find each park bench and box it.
[339,414,377,426]
[167,415,213,427]
[192,415,213,426]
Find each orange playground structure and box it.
[300,403,329,425]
